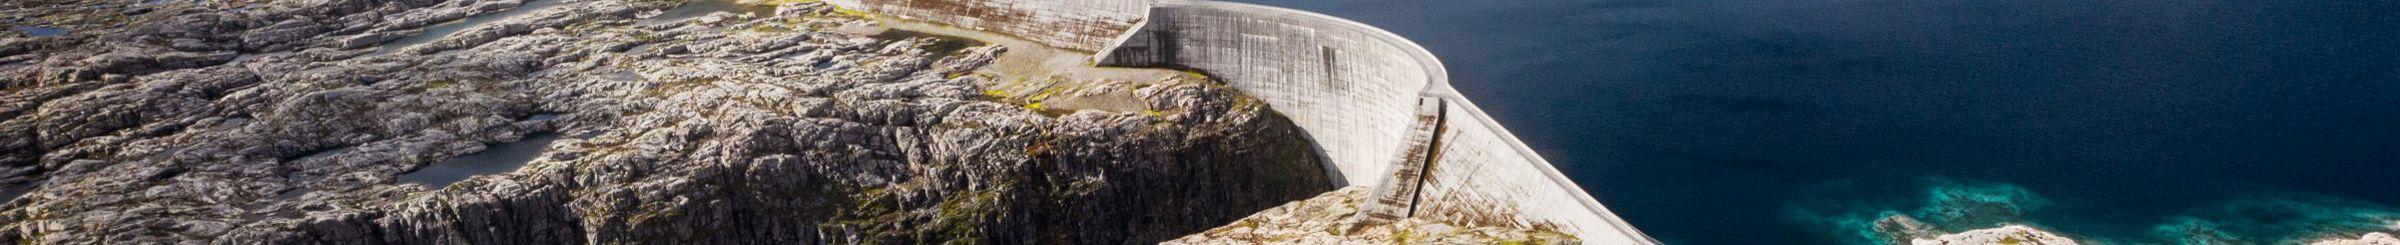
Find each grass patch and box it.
[748,25,792,33]
[1180,70,1211,80]
[829,6,877,17]
[745,0,820,4]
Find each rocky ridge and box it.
[0,0,1331,243]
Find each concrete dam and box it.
[825,0,1659,243]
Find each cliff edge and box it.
[0,0,1328,243]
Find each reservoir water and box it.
[1229,0,2400,244]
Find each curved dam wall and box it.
[1096,2,1437,188]
[826,0,1657,243]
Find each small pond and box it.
[397,133,564,189]
[377,0,566,55]
[635,0,777,26]
[13,25,67,37]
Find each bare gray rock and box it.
[1166,187,1581,244]
[0,0,1329,244]
[2313,232,2400,245]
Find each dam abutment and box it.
[825,0,1657,243]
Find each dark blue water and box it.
[13,25,67,37]
[1231,0,2400,244]
[398,133,563,189]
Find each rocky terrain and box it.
[1872,212,2400,245]
[1870,212,2078,245]
[2315,233,2400,245]
[0,0,1334,243]
[1898,226,2400,245]
[1165,187,1580,244]
[1907,225,2076,245]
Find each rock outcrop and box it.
[2314,233,2400,245]
[1164,187,1580,244]
[0,0,1330,243]
[1863,212,2077,245]
[1910,225,2077,245]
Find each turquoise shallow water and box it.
[1230,0,2400,244]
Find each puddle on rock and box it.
[376,0,566,55]
[868,30,985,59]
[397,133,563,189]
[601,70,641,82]
[0,182,37,204]
[13,25,67,37]
[636,0,777,26]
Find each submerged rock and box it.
[0,0,1329,243]
[1874,213,1945,243]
